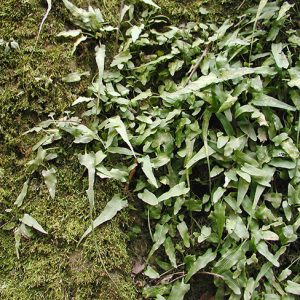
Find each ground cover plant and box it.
[4,0,300,299]
[0,0,138,298]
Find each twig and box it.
[168,273,186,284]
[158,263,185,278]
[199,271,225,280]
[185,44,210,86]
[237,0,246,11]
[125,158,138,194]
[147,209,153,241]
[157,271,185,284]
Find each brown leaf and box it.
[132,259,145,276]
[158,274,173,284]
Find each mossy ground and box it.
[0,0,251,299]
[0,0,136,299]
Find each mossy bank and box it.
[0,0,136,298]
[0,0,250,299]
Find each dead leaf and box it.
[132,259,145,276]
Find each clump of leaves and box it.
[14,0,300,298]
[0,38,19,53]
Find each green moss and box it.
[0,231,134,299]
[139,0,254,23]
[0,158,136,299]
[0,0,91,140]
[0,0,136,299]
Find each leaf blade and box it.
[14,180,29,207]
[21,214,48,234]
[79,194,128,243]
[185,249,217,282]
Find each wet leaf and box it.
[218,95,238,113]
[143,285,170,298]
[212,187,226,204]
[62,0,104,31]
[218,247,245,273]
[95,44,106,92]
[72,96,94,106]
[197,226,211,244]
[288,67,300,89]
[14,227,21,259]
[110,50,132,67]
[237,178,249,207]
[213,202,226,239]
[120,5,131,21]
[264,193,282,208]
[168,59,184,76]
[185,146,215,169]
[62,71,89,83]
[232,216,249,239]
[78,152,97,208]
[252,94,296,111]
[278,268,292,282]
[277,2,294,20]
[260,230,279,241]
[131,25,144,42]
[57,29,82,37]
